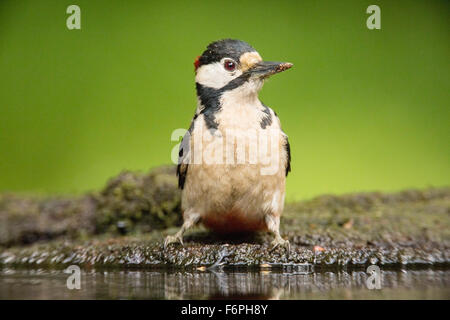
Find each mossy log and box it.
[0,166,181,247]
[0,166,449,269]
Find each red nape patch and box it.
[194,55,201,71]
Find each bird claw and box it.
[270,237,290,255]
[164,234,184,249]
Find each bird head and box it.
[194,39,292,98]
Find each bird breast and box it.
[181,98,287,234]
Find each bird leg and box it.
[265,214,290,253]
[164,212,200,249]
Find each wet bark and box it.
[0,166,448,269]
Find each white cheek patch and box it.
[195,62,242,89]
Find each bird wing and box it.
[177,115,197,189]
[283,133,291,177]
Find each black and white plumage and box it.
[165,39,292,251]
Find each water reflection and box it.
[0,268,448,299]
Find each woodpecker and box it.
[164,39,292,251]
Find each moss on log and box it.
[0,166,181,247]
[0,166,449,269]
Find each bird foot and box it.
[270,237,290,255]
[164,234,184,249]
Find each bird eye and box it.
[223,59,236,72]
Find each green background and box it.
[0,0,449,200]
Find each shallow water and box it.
[0,267,449,299]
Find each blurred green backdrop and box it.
[0,0,449,201]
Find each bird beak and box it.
[248,61,293,78]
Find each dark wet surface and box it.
[1,267,449,299]
[1,183,448,299]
